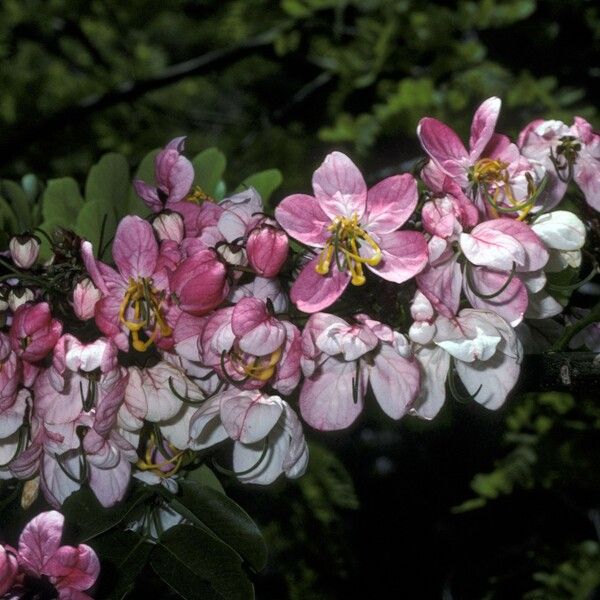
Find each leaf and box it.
[75,199,117,259]
[174,480,268,571]
[62,485,150,543]
[185,464,225,493]
[151,524,254,600]
[0,195,18,234]
[236,169,283,204]
[85,153,130,218]
[41,177,84,224]
[192,148,227,197]
[92,530,153,600]
[0,180,31,231]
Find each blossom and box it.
[72,278,102,321]
[9,234,40,269]
[418,97,545,218]
[15,510,100,599]
[519,117,600,211]
[82,216,176,351]
[276,151,428,312]
[9,302,62,363]
[189,389,308,485]
[299,313,420,430]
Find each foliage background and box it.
[1,0,599,597]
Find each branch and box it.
[0,25,287,169]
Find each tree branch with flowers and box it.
[0,97,599,599]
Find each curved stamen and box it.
[447,358,482,403]
[465,262,517,300]
[211,438,270,477]
[0,424,28,468]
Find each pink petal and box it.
[133,180,162,212]
[411,345,450,420]
[45,544,100,591]
[417,118,468,168]
[574,152,600,211]
[363,174,418,234]
[463,266,528,326]
[416,253,462,318]
[459,228,526,271]
[18,510,64,575]
[275,194,331,247]
[221,391,283,444]
[88,456,131,508]
[312,152,367,220]
[290,257,350,313]
[299,357,365,431]
[469,97,501,160]
[112,216,158,280]
[231,298,286,355]
[368,343,420,419]
[368,230,428,284]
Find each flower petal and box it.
[275,194,330,247]
[469,97,501,160]
[112,216,158,280]
[367,230,428,284]
[363,174,418,234]
[18,510,64,576]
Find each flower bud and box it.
[246,224,289,277]
[9,234,40,269]
[170,249,229,316]
[152,210,184,243]
[8,287,35,312]
[72,278,102,320]
[9,302,63,362]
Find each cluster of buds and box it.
[0,98,598,596]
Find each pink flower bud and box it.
[9,234,40,269]
[8,287,35,312]
[72,278,101,320]
[246,225,289,277]
[9,302,62,362]
[152,210,184,243]
[170,249,229,316]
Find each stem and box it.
[550,301,600,352]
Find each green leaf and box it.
[192,148,227,197]
[0,195,18,235]
[0,180,31,231]
[62,486,150,543]
[151,524,254,600]
[185,464,225,493]
[92,530,153,600]
[174,480,267,571]
[74,200,118,259]
[85,153,130,218]
[236,169,283,204]
[41,177,84,224]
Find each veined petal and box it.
[417,118,468,168]
[112,216,158,280]
[460,229,526,271]
[275,194,330,247]
[363,174,418,234]
[367,230,428,284]
[18,510,64,575]
[232,298,286,356]
[290,257,350,313]
[469,97,501,160]
[312,152,367,220]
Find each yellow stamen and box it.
[185,186,214,204]
[315,214,382,285]
[136,434,184,478]
[118,277,172,351]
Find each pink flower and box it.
[201,298,302,394]
[299,313,420,430]
[246,223,289,277]
[169,249,229,316]
[81,216,176,352]
[72,278,102,321]
[9,302,62,363]
[189,389,308,485]
[418,97,545,218]
[16,510,100,599]
[275,152,428,312]
[519,117,600,211]
[134,137,194,212]
[9,234,40,269]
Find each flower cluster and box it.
[0,510,99,599]
[0,98,597,543]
